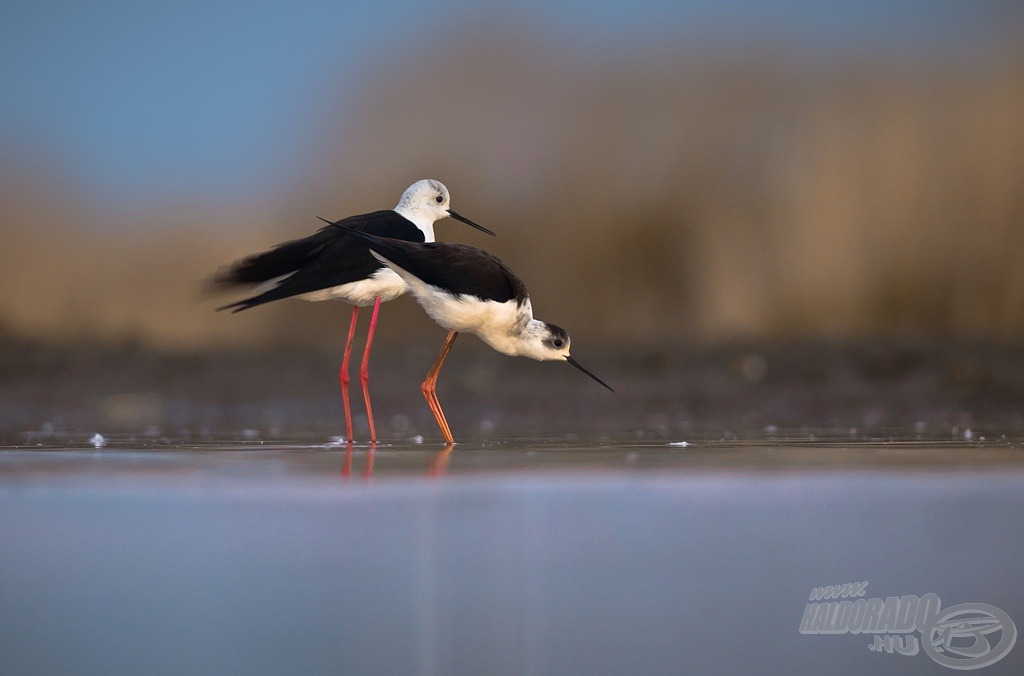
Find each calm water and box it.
[4,432,1023,482]
[4,434,1024,675]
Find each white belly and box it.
[414,287,531,356]
[298,267,408,306]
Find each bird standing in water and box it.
[334,227,614,444]
[212,180,494,443]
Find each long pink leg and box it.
[359,296,382,443]
[421,330,459,445]
[339,305,360,442]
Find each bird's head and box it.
[395,179,494,237]
[519,321,614,392]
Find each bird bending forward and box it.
[335,227,613,444]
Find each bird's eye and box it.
[552,339,564,349]
[435,195,444,204]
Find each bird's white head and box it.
[517,320,572,361]
[394,179,450,238]
[517,321,614,391]
[394,179,495,241]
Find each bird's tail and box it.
[207,228,334,293]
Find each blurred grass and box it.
[1,32,1022,350]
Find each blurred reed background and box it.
[1,4,1023,354]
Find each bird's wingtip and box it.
[214,299,249,313]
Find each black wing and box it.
[214,210,423,312]
[340,230,528,305]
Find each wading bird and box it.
[212,180,494,442]
[334,227,614,444]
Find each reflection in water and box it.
[428,446,453,476]
[2,435,1024,483]
[339,441,453,478]
[339,442,376,478]
[340,442,353,477]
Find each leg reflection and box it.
[428,445,454,475]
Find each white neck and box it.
[510,319,555,360]
[394,207,437,242]
[478,314,551,361]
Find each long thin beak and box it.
[447,209,496,237]
[566,355,614,392]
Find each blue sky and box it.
[0,1,1012,205]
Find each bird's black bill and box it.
[447,209,496,237]
[566,356,614,392]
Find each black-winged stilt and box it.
[334,227,614,445]
[212,179,494,443]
